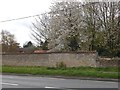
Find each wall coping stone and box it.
[1,51,97,55]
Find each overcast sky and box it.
[0,0,118,47]
[0,0,53,47]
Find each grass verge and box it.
[2,66,119,79]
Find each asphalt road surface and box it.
[1,75,118,89]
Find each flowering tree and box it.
[31,1,120,57]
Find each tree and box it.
[23,41,33,48]
[49,1,84,51]
[32,1,84,51]
[0,30,20,53]
[31,13,51,47]
[40,40,49,50]
[82,2,100,51]
[23,41,36,53]
[82,2,119,57]
[31,1,120,57]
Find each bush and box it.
[97,47,120,57]
[56,61,67,69]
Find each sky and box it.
[0,0,118,47]
[0,0,53,47]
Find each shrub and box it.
[56,61,67,69]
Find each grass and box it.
[2,66,119,79]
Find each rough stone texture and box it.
[2,52,98,67]
[48,53,97,67]
[2,54,49,66]
[2,52,119,67]
[97,58,120,67]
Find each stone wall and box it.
[2,54,49,66]
[48,53,97,67]
[2,52,97,67]
[97,57,120,67]
[2,52,119,67]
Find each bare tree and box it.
[82,2,119,56]
[0,30,20,53]
[31,13,51,47]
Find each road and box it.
[1,75,118,89]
